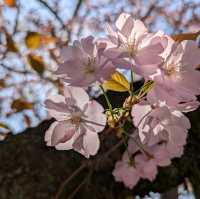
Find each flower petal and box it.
[64,86,89,109]
[45,94,70,121]
[83,130,100,156]
[51,121,76,146]
[83,100,106,133]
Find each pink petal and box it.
[45,94,70,121]
[51,121,76,146]
[59,46,82,62]
[83,100,106,133]
[72,132,89,157]
[105,24,119,45]
[83,130,100,156]
[127,133,140,154]
[132,19,148,40]
[135,43,164,65]
[64,86,89,110]
[182,40,200,69]
[45,121,59,146]
[55,59,83,76]
[171,110,191,129]
[176,100,200,112]
[112,57,132,69]
[179,70,200,95]
[122,167,140,189]
[116,13,132,32]
[166,126,187,147]
[81,36,95,56]
[131,103,152,126]
[147,84,182,106]
[166,143,184,158]
[99,61,116,81]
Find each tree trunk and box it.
[161,187,178,199]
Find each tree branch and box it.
[36,0,65,29]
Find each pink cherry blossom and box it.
[131,101,190,146]
[112,151,140,189]
[41,12,200,190]
[134,153,158,181]
[56,36,115,87]
[105,13,166,77]
[133,142,173,182]
[44,85,106,158]
[113,138,173,187]
[130,101,189,165]
[148,39,200,107]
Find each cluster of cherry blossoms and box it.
[44,13,200,189]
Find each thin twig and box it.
[65,140,124,199]
[0,63,29,75]
[13,2,20,35]
[141,3,155,21]
[72,0,83,18]
[67,169,93,199]
[36,0,65,29]
[54,163,87,199]
[54,129,123,199]
[68,0,83,41]
[102,139,124,160]
[53,127,113,199]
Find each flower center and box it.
[164,63,181,78]
[166,65,177,76]
[127,43,137,57]
[83,57,96,75]
[127,34,138,57]
[118,34,138,58]
[70,115,81,125]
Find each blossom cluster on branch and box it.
[44,13,200,189]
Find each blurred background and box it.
[0,0,199,198]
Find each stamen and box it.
[164,62,182,79]
[83,57,96,74]
[70,112,82,125]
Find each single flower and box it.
[131,101,190,146]
[148,39,200,106]
[56,36,115,87]
[112,151,140,189]
[105,13,166,77]
[44,85,106,158]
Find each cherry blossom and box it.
[56,36,115,87]
[44,85,106,158]
[42,12,200,190]
[105,13,166,77]
[132,142,173,182]
[112,151,141,189]
[131,101,190,146]
[148,39,200,107]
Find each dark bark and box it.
[161,187,178,199]
[0,91,200,199]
